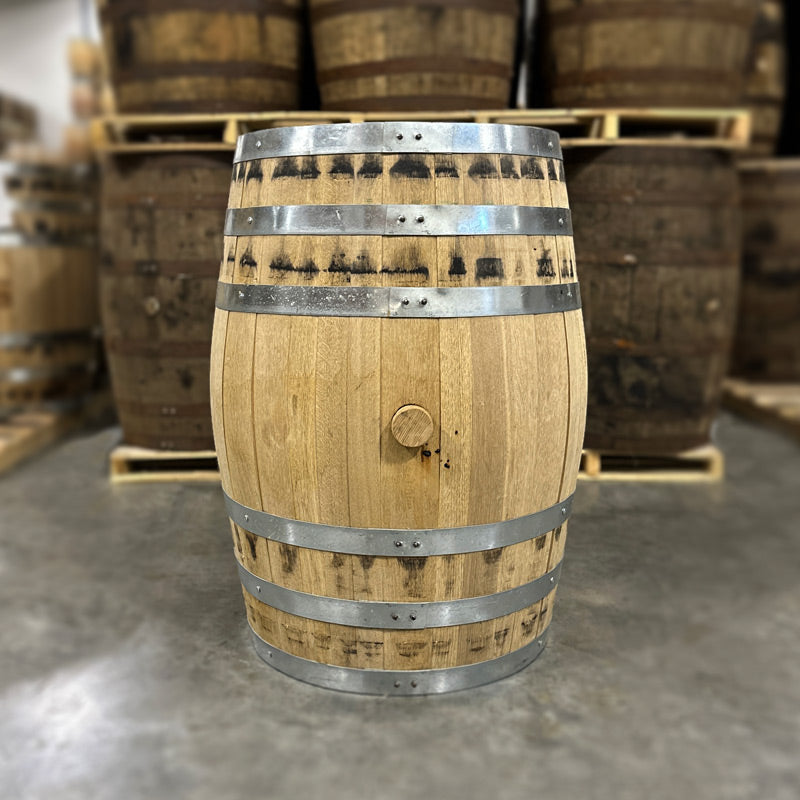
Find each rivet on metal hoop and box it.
[244,513,249,522]
[256,141,262,149]
[247,216,254,224]
[410,613,417,621]
[410,680,418,688]
[396,133,404,140]
[419,298,427,306]
[416,216,425,223]
[398,215,406,223]
[401,298,409,306]
[413,541,421,548]
[391,613,399,621]
[415,133,422,140]
[395,540,404,546]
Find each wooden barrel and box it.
[743,0,786,157]
[540,0,758,108]
[0,233,99,408]
[732,160,800,381]
[5,162,97,244]
[98,0,303,113]
[211,122,587,694]
[99,153,230,450]
[566,147,741,453]
[309,0,520,111]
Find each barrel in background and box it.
[99,153,230,450]
[309,0,520,110]
[732,160,800,381]
[97,0,303,113]
[211,122,586,694]
[567,146,741,453]
[0,233,99,408]
[743,0,786,157]
[540,0,758,108]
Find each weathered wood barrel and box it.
[100,153,230,450]
[211,122,587,695]
[0,232,99,408]
[732,160,800,381]
[97,0,303,113]
[540,0,758,108]
[309,0,520,111]
[566,146,741,453]
[743,0,786,157]
[5,162,97,243]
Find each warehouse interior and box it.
[1,1,799,798]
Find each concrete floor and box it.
[0,414,798,800]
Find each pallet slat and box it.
[0,410,80,474]
[109,444,220,484]
[722,379,800,443]
[91,108,750,154]
[578,445,724,483]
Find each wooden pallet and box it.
[578,444,725,483]
[0,409,82,475]
[91,107,750,154]
[109,444,220,484]
[722,379,800,443]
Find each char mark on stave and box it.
[270,254,319,274]
[272,156,321,180]
[468,157,498,179]
[329,155,355,177]
[329,252,376,274]
[239,250,257,269]
[537,251,555,278]
[521,158,545,180]
[246,161,264,183]
[476,257,504,279]
[390,155,431,180]
[547,159,559,181]
[449,255,467,276]
[357,155,383,178]
[501,156,520,179]
[435,157,459,178]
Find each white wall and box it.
[0,0,99,226]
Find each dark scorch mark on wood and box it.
[521,613,539,636]
[329,252,376,274]
[279,543,298,574]
[357,155,383,178]
[234,163,245,182]
[449,255,467,276]
[270,255,319,274]
[476,257,504,279]
[390,155,431,179]
[547,159,559,181]
[554,525,562,541]
[537,250,556,278]
[244,531,258,561]
[561,258,575,279]
[177,368,194,389]
[382,264,429,277]
[239,251,257,269]
[340,639,358,656]
[226,251,236,263]
[521,158,545,180]
[246,161,263,183]
[468,157,498,179]
[469,635,489,652]
[483,548,503,565]
[329,155,355,177]
[558,160,566,182]
[331,553,345,568]
[273,156,321,180]
[535,535,547,551]
[432,639,451,656]
[494,628,510,645]
[435,158,459,178]
[396,642,428,658]
[358,555,375,570]
[501,156,520,179]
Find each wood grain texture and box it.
[98,0,303,113]
[100,153,230,449]
[309,0,519,110]
[540,0,758,108]
[566,146,741,453]
[213,129,586,673]
[0,244,98,408]
[732,161,800,381]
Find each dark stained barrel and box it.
[97,0,303,113]
[100,153,230,450]
[566,146,741,453]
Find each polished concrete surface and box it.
[1,414,799,800]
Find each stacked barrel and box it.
[0,151,99,411]
[96,1,304,451]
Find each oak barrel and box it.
[0,233,99,408]
[540,0,758,107]
[100,153,230,450]
[742,0,786,157]
[211,122,587,694]
[97,0,303,113]
[732,160,800,381]
[309,0,520,111]
[567,146,741,453]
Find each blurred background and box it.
[1,1,799,799]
